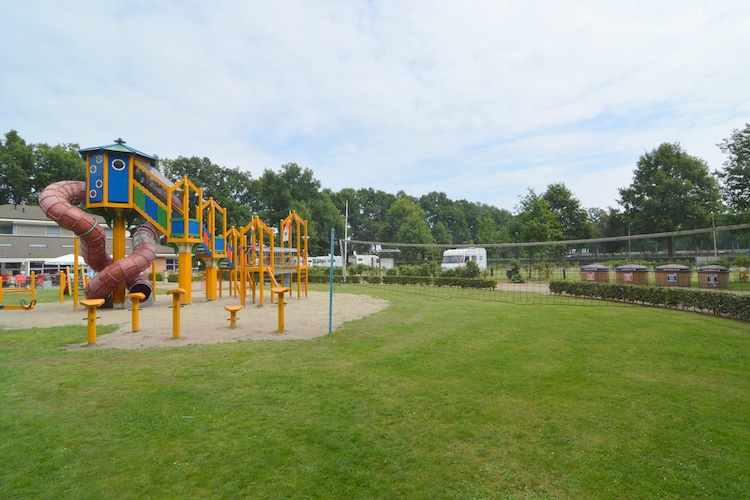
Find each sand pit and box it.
[0,289,389,350]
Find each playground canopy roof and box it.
[78,138,156,162]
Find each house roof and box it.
[0,204,55,223]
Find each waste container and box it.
[615,264,649,285]
[654,264,692,287]
[580,264,611,283]
[697,265,730,289]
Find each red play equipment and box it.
[39,180,159,304]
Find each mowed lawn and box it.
[1,285,749,499]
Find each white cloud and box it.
[2,0,749,212]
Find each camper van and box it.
[441,247,487,272]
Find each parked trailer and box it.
[308,255,343,267]
[347,253,380,268]
[441,247,487,272]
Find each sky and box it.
[2,1,749,213]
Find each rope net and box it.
[332,223,750,306]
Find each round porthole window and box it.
[89,189,97,198]
[95,179,103,188]
[112,159,126,171]
[95,155,103,163]
[90,164,97,174]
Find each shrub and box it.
[507,259,524,283]
[550,281,750,321]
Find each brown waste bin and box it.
[615,264,649,285]
[580,264,611,283]
[654,264,692,287]
[697,265,730,289]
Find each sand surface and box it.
[0,287,389,350]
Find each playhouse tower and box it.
[79,139,158,307]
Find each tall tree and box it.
[307,192,345,256]
[717,123,750,216]
[618,143,721,257]
[378,196,432,264]
[419,191,469,244]
[508,189,562,271]
[542,182,594,241]
[476,215,500,258]
[597,207,628,255]
[160,156,256,229]
[0,130,34,205]
[255,163,322,227]
[31,142,85,199]
[510,190,562,243]
[332,187,397,249]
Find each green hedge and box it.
[433,277,497,289]
[308,274,496,289]
[550,281,750,321]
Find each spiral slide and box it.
[39,180,158,304]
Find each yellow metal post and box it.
[176,244,193,305]
[167,288,186,339]
[126,292,146,332]
[112,217,127,308]
[205,262,217,300]
[80,298,105,345]
[59,271,65,303]
[272,286,289,333]
[29,271,36,302]
[73,240,79,311]
[224,304,242,329]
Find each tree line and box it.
[2,125,749,258]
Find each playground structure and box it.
[36,139,308,312]
[237,211,308,307]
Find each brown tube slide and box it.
[39,180,158,303]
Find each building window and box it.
[0,223,12,235]
[46,226,61,236]
[28,243,48,248]
[166,258,178,272]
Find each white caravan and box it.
[441,247,487,272]
[347,253,380,267]
[308,255,343,267]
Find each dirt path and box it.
[0,289,389,350]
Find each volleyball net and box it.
[330,223,750,306]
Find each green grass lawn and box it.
[1,284,749,498]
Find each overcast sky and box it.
[2,1,749,212]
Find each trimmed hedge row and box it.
[307,273,497,289]
[550,281,750,321]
